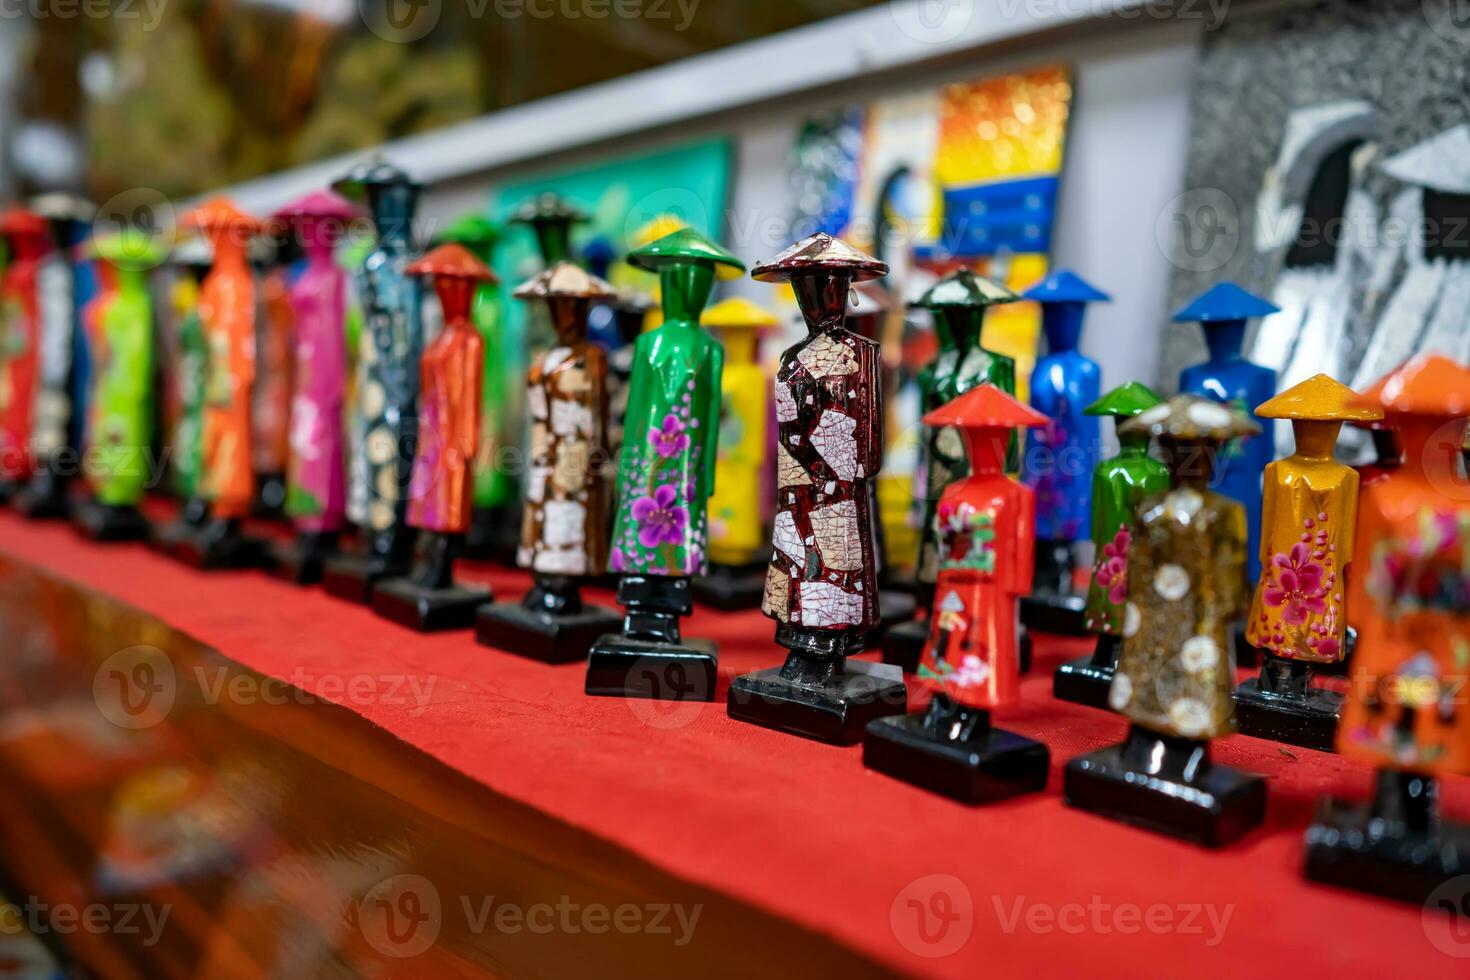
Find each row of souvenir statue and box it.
[1,162,1467,910]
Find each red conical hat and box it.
[406,243,498,283]
[0,206,47,238]
[923,383,1049,430]
[181,196,261,234]
[1354,354,1470,418]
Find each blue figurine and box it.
[581,235,621,351]
[1174,282,1280,584]
[1020,271,1107,624]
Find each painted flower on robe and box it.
[632,484,689,548]
[952,654,991,689]
[648,413,691,458]
[1262,541,1327,625]
[1096,526,1131,604]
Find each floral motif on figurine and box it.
[609,390,708,577]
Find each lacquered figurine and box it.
[884,269,1019,673]
[74,230,162,540]
[1175,283,1280,585]
[693,297,778,610]
[162,238,213,536]
[865,384,1050,801]
[1052,382,1169,708]
[0,206,48,501]
[269,190,357,582]
[1306,355,1470,904]
[586,229,743,701]
[175,198,264,568]
[726,233,907,744]
[323,159,424,603]
[511,192,586,267]
[1233,375,1381,751]
[372,245,493,631]
[477,262,620,660]
[16,194,92,518]
[251,233,296,517]
[1017,271,1107,635]
[1064,395,1266,847]
[435,213,514,561]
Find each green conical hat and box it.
[436,213,501,250]
[628,227,745,280]
[90,229,167,271]
[1085,381,1163,418]
[911,269,1018,309]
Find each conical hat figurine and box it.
[1053,381,1170,708]
[880,268,1019,673]
[323,158,426,603]
[0,207,50,498]
[1018,271,1108,632]
[1232,374,1382,751]
[1306,355,1470,903]
[511,192,587,267]
[265,189,360,581]
[726,232,908,745]
[865,384,1051,802]
[73,229,165,541]
[250,229,296,518]
[371,244,496,632]
[477,262,623,661]
[1175,282,1281,585]
[173,197,268,568]
[586,228,744,702]
[1064,395,1267,847]
[694,297,780,608]
[15,193,93,518]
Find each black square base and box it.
[1018,593,1086,635]
[174,530,268,571]
[371,578,490,632]
[1305,798,1470,907]
[1052,654,1116,710]
[692,563,767,611]
[477,602,620,663]
[727,666,907,745]
[1233,678,1342,752]
[268,539,333,585]
[73,503,151,542]
[864,712,1049,804]
[584,637,717,701]
[322,555,406,604]
[880,617,928,673]
[13,481,70,519]
[1064,743,1266,847]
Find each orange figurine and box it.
[1233,374,1383,752]
[177,198,266,568]
[371,244,495,632]
[864,383,1051,804]
[1306,353,1470,906]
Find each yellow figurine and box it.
[1234,374,1383,751]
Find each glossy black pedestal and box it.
[322,554,406,604]
[585,638,718,701]
[13,476,70,519]
[173,524,268,571]
[1018,592,1086,636]
[1053,634,1119,710]
[1064,726,1266,847]
[478,601,619,663]
[268,535,339,585]
[864,711,1048,804]
[372,578,490,632]
[692,562,767,611]
[73,502,151,542]
[1306,775,1470,907]
[728,663,907,745]
[880,617,928,673]
[1233,679,1341,752]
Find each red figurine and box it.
[0,206,48,499]
[864,383,1051,803]
[371,244,495,631]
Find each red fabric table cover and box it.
[1,509,1465,977]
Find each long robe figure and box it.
[1233,374,1381,751]
[726,233,908,745]
[0,207,48,498]
[1064,395,1266,848]
[865,384,1051,804]
[1175,282,1280,584]
[586,228,743,703]
[371,244,494,632]
[1306,355,1470,905]
[1052,382,1168,708]
[323,159,425,603]
[271,190,357,582]
[477,262,621,662]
